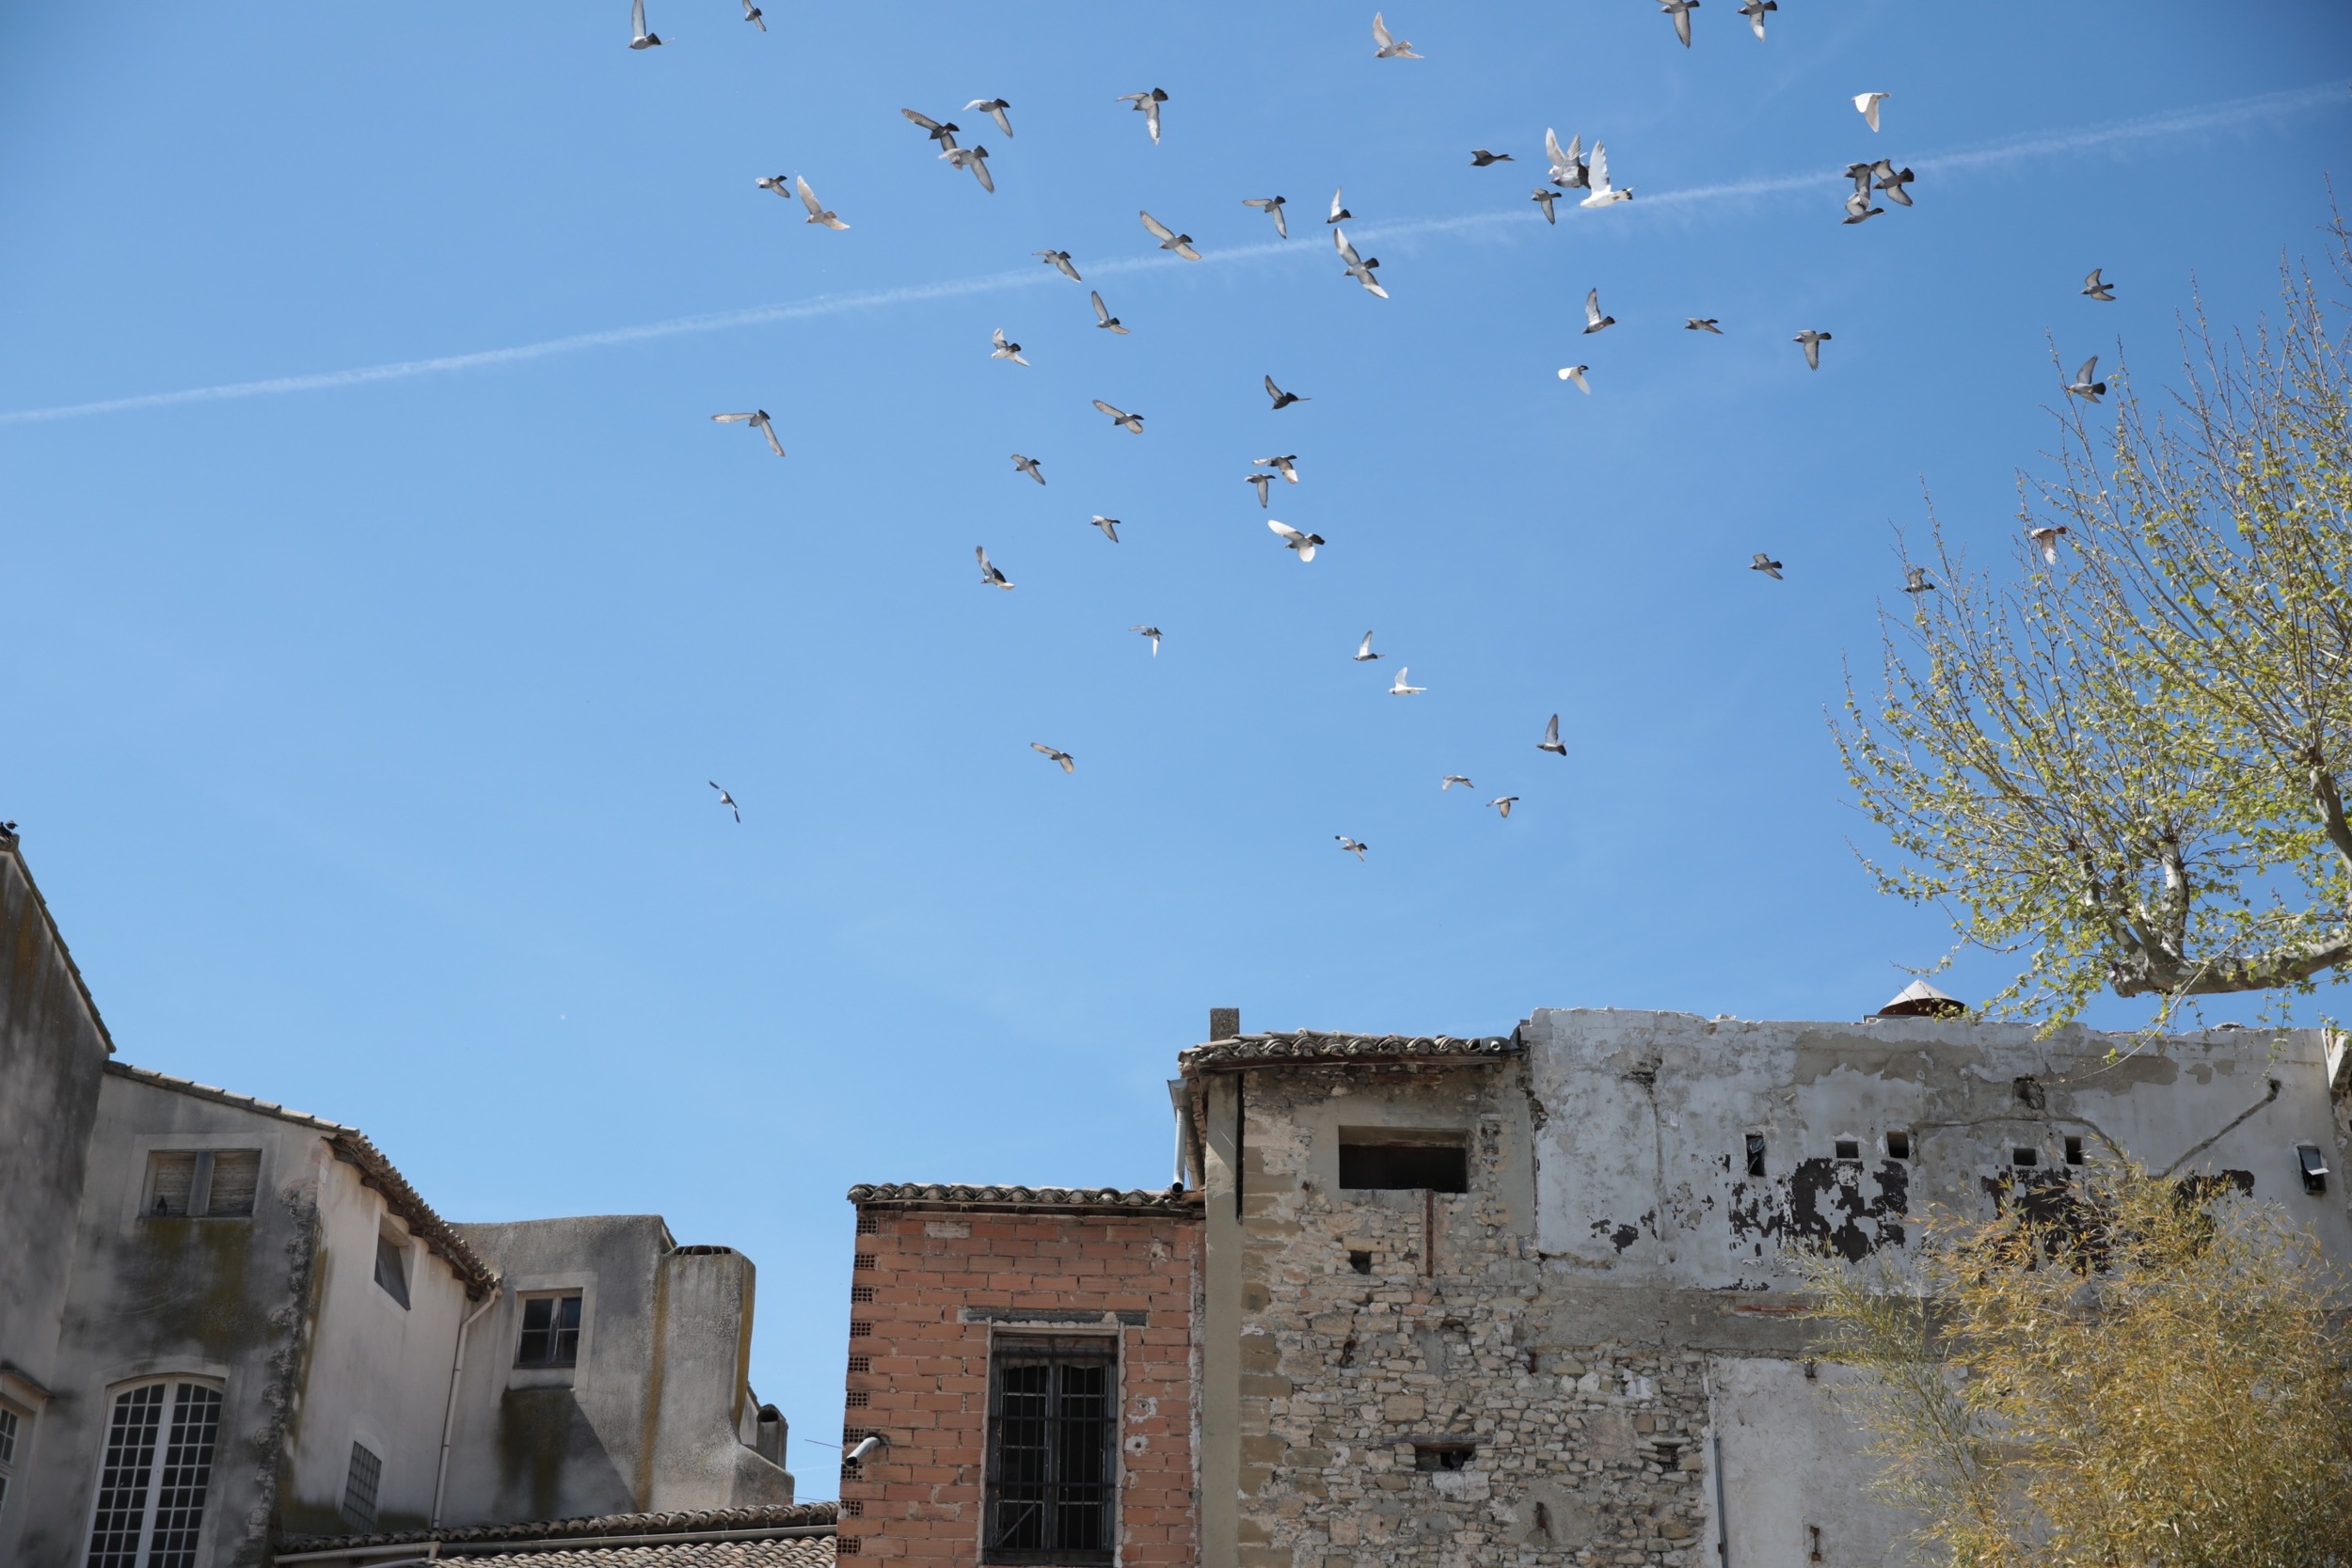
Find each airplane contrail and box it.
[1,81,2339,430]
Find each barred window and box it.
[516,1295,583,1368]
[983,1338,1116,1565]
[341,1443,382,1530]
[85,1380,222,1568]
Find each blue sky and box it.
[4,1,2346,1487]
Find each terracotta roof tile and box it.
[280,1504,834,1556]
[445,1541,834,1567]
[847,1182,1198,1214]
[1180,1031,1519,1070]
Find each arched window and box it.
[85,1380,222,1568]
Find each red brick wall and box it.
[839,1203,1201,1568]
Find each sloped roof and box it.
[2,839,116,1055]
[849,1182,1198,1214]
[437,1541,833,1567]
[279,1504,834,1560]
[105,1061,496,1299]
[1180,1031,1520,1070]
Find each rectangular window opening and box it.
[373,1227,411,1310]
[341,1443,381,1530]
[1833,1139,1861,1161]
[1337,1131,1469,1193]
[2064,1135,2085,1165]
[1885,1131,1912,1162]
[203,1152,260,1217]
[516,1294,583,1368]
[143,1150,262,1221]
[145,1152,198,1217]
[1744,1134,1768,1179]
[983,1336,1116,1565]
[2012,1147,2041,1167]
[1413,1443,1475,1472]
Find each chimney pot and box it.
[1209,1007,1240,1041]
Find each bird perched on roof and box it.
[1487,796,1519,818]
[629,0,662,48]
[1372,12,1422,57]
[1255,454,1300,484]
[1264,376,1309,410]
[1389,667,1425,696]
[1545,131,1589,190]
[1335,835,1369,861]
[1441,774,1472,790]
[1327,187,1354,223]
[710,409,785,457]
[1140,211,1201,261]
[1090,292,1127,334]
[1558,365,1591,393]
[945,145,993,192]
[900,108,960,148]
[1092,399,1144,434]
[1902,565,1936,594]
[967,98,1015,136]
[990,328,1027,365]
[1531,188,1562,224]
[1853,92,1890,132]
[1244,197,1289,237]
[1659,0,1698,48]
[1030,743,1075,774]
[2082,268,2117,301]
[1036,249,1082,281]
[740,0,765,28]
[1751,552,1784,579]
[1738,0,1775,38]
[1470,149,1515,166]
[1793,329,1832,370]
[1269,520,1325,561]
[1538,714,1567,756]
[1686,317,1723,333]
[709,782,740,822]
[1354,631,1382,661]
[1246,473,1273,507]
[796,176,848,229]
[1872,159,1915,206]
[1117,87,1168,143]
[1580,144,1631,206]
[2065,356,2108,402]
[1010,453,1045,485]
[1334,229,1387,297]
[977,546,1014,589]
[1090,515,1122,543]
[1131,626,1161,656]
[2026,526,2069,563]
[1582,289,1615,334]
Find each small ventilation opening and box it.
[2011,1147,2040,1167]
[2064,1135,2085,1166]
[1744,1134,1767,1179]
[1413,1443,1474,1472]
[1834,1139,1860,1161]
[856,1212,880,1235]
[1885,1131,1912,1161]
[1339,1131,1468,1193]
[1347,1250,1373,1275]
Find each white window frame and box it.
[0,1399,24,1526]
[82,1376,226,1568]
[503,1275,596,1390]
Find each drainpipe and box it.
[432,1281,501,1527]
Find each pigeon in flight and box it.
[1269,520,1325,562]
[2082,268,2117,301]
[1090,515,1122,543]
[740,0,766,28]
[1842,189,1884,225]
[1902,565,1936,594]
[1844,161,1877,199]
[1090,292,1128,333]
[1093,399,1145,434]
[1470,149,1515,166]
[1264,375,1309,410]
[945,145,994,192]
[1030,743,1075,774]
[1010,453,1046,485]
[1440,774,1473,790]
[2065,356,2107,402]
[1738,0,1775,38]
[1751,552,1784,579]
[1327,187,1353,224]
[1246,472,1274,507]
[629,0,662,48]
[1538,714,1567,756]
[1117,87,1168,144]
[967,98,1015,137]
[1545,130,1590,190]
[711,409,786,457]
[1037,249,1083,281]
[1582,289,1615,334]
[1793,329,1832,371]
[1245,197,1289,237]
[1388,667,1425,696]
[990,328,1028,365]
[2026,525,2069,562]
[755,173,792,198]
[1335,835,1369,861]
[977,546,1014,589]
[1531,187,1562,224]
[709,782,740,821]
[1659,0,1698,48]
[1853,91,1890,132]
[1372,12,1422,57]
[1255,453,1300,483]
[1686,317,1723,333]
[1353,631,1383,661]
[1334,228,1387,297]
[1872,159,1915,206]
[1558,365,1591,393]
[796,176,848,229]
[1131,625,1162,656]
[1140,211,1202,261]
[900,108,960,148]
[1580,143,1631,206]
[1487,796,1519,818]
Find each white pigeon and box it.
[1131,625,1162,656]
[1371,12,1422,57]
[740,0,766,29]
[796,176,848,230]
[1389,667,1425,696]
[1558,365,1591,393]
[1538,714,1567,756]
[1030,742,1075,773]
[1140,211,1201,261]
[1353,631,1382,662]
[945,144,994,192]
[1090,292,1128,334]
[710,409,785,457]
[1092,399,1145,434]
[1793,328,1832,371]
[1659,0,1697,48]
[1010,453,1046,485]
[1853,92,1890,133]
[1487,796,1518,818]
[2026,525,2069,563]
[1268,520,1325,562]
[976,546,1013,589]
[1544,130,1589,190]
[1440,774,1473,790]
[1579,143,1631,206]
[1334,228,1387,297]
[1751,552,1784,579]
[967,98,1015,137]
[1090,515,1122,543]
[1245,196,1289,237]
[629,0,662,48]
[990,328,1028,366]
[1335,835,1369,861]
[709,781,739,821]
[2065,356,2107,401]
[1117,87,1168,144]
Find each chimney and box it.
[1877,980,1965,1019]
[1208,1007,1240,1041]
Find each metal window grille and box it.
[516,1295,583,1368]
[341,1443,382,1530]
[86,1382,220,1568]
[983,1338,1116,1565]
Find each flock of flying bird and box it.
[675,4,2124,860]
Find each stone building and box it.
[844,1006,2352,1568]
[0,835,803,1567]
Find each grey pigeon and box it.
[1131,625,1162,656]
[1793,329,1832,370]
[1140,210,1201,260]
[1544,130,1589,190]
[966,98,1015,136]
[1244,197,1289,237]
[1269,520,1325,561]
[2082,268,2116,302]
[1036,249,1083,281]
[1090,515,1122,543]
[741,0,765,28]
[977,546,1014,589]
[711,408,786,457]
[990,328,1027,365]
[1532,187,1561,224]
[1117,88,1168,144]
[1738,0,1775,38]
[1091,291,1127,334]
[1871,159,1915,206]
[1441,774,1473,790]
[1354,631,1382,662]
[1246,473,1273,507]
[1902,565,1936,594]
[1582,288,1615,334]
[1334,228,1386,297]
[1010,453,1046,485]
[1659,0,1698,48]
[1470,149,1514,166]
[1686,317,1722,333]
[1750,552,1783,579]
[2064,356,2107,401]
[1335,834,1369,860]
[945,144,993,192]
[1265,375,1309,410]
[629,0,662,48]
[900,108,960,148]
[1254,453,1299,483]
[1487,796,1518,818]
[1092,399,1145,434]
[1538,714,1566,756]
[1327,187,1353,223]
[710,782,739,821]
[1030,742,1075,773]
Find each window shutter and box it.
[203,1152,260,1217]
[146,1153,197,1217]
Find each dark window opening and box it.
[516,1294,583,1368]
[1834,1139,1861,1161]
[1339,1135,1468,1193]
[1885,1131,1912,1162]
[984,1337,1115,1565]
[1413,1444,1474,1472]
[1744,1134,1767,1179]
[2011,1147,2040,1168]
[2064,1135,2085,1166]
[373,1229,410,1310]
[341,1443,381,1530]
[1347,1250,1373,1275]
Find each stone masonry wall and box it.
[839,1199,1202,1568]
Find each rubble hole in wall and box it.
[1411,1442,1474,1472]
[2012,1147,2041,1167]
[2065,1135,2086,1165]
[1833,1138,1860,1161]
[1744,1133,1767,1178]
[1347,1250,1373,1275]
